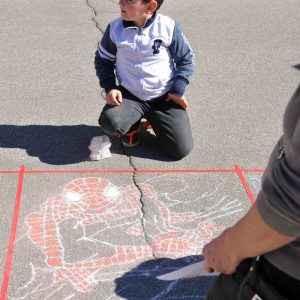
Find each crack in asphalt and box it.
[126,150,157,259]
[85,0,104,34]
[85,0,155,257]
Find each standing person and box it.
[203,85,300,299]
[95,0,195,159]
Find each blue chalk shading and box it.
[115,256,217,299]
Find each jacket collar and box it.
[123,11,157,29]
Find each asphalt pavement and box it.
[0,0,299,299]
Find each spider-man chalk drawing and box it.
[19,177,241,296]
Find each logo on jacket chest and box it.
[152,39,163,54]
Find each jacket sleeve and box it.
[256,85,300,237]
[94,24,118,93]
[168,22,195,96]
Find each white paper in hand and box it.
[156,261,219,281]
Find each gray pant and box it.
[206,257,300,300]
[98,89,193,159]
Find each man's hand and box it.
[106,89,122,105]
[202,204,296,275]
[166,93,189,110]
[202,229,242,274]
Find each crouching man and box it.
[203,85,300,300]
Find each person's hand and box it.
[166,93,189,110]
[106,89,122,105]
[202,229,242,275]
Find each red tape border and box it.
[1,166,25,300]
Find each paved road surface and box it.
[0,0,299,299]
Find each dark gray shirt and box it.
[257,84,300,280]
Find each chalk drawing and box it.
[247,175,262,197]
[9,176,245,299]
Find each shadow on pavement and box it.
[115,255,216,300]
[0,124,173,165]
[293,64,300,70]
